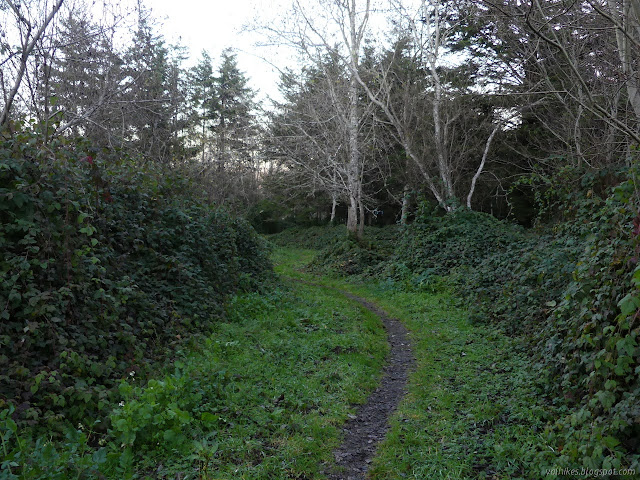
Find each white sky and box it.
[148,0,291,104]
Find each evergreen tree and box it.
[187,48,261,207]
[122,10,189,163]
[213,48,259,172]
[48,10,124,145]
[189,50,217,164]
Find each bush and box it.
[309,236,387,276]
[532,173,640,472]
[400,170,640,471]
[396,208,524,278]
[268,224,348,250]
[0,129,272,436]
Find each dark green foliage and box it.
[396,208,524,278]
[269,224,350,250]
[395,170,640,472]
[270,224,400,254]
[0,128,271,436]
[309,237,386,276]
[245,199,289,234]
[458,233,580,335]
[532,174,640,472]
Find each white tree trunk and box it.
[467,124,499,209]
[401,185,410,224]
[330,194,337,223]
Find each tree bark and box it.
[401,185,410,224]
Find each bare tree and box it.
[1,0,64,128]
[481,0,640,161]
[352,0,516,211]
[261,0,375,237]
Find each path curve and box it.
[327,292,414,480]
[288,278,414,479]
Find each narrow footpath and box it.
[326,292,414,479]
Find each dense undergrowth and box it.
[0,129,272,477]
[284,165,640,475]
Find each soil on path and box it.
[325,292,414,480]
[286,277,414,478]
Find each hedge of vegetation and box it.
[0,129,272,440]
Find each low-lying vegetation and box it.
[2,281,388,478]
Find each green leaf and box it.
[595,390,616,410]
[617,293,640,316]
[200,412,217,424]
[602,436,620,449]
[4,417,17,434]
[92,448,107,464]
[616,336,636,356]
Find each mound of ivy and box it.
[528,170,639,472]
[0,129,272,436]
[268,224,349,250]
[269,224,400,254]
[396,207,525,278]
[309,236,387,276]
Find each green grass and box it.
[362,289,545,480]
[273,246,546,480]
[110,259,388,479]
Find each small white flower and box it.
[129,371,135,377]
[118,401,125,407]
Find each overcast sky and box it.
[148,0,291,103]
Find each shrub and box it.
[0,129,272,436]
[309,236,387,276]
[396,208,524,278]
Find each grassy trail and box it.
[104,247,388,479]
[102,246,540,479]
[273,247,543,480]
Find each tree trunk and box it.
[347,195,358,235]
[358,197,365,238]
[1,0,65,128]
[401,185,410,224]
[346,53,361,236]
[330,194,337,224]
[467,123,499,209]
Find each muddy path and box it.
[287,277,415,479]
[326,292,414,480]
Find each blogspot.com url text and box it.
[545,468,636,477]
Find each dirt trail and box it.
[324,292,414,480]
[286,277,414,478]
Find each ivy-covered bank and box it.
[399,181,640,473]
[0,129,271,445]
